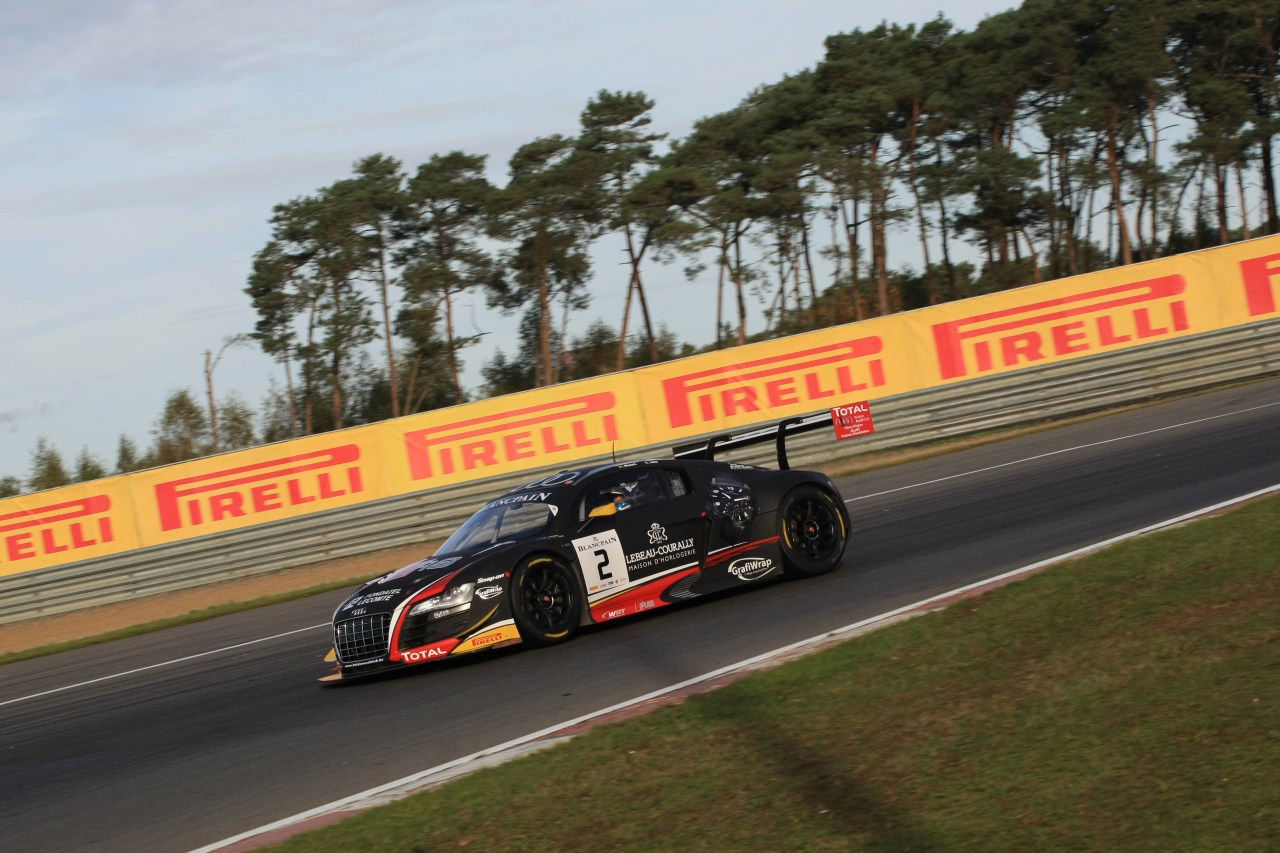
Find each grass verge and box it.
[268,494,1280,852]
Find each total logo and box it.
[400,642,455,662]
[728,557,775,581]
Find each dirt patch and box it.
[0,544,433,656]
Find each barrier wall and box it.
[4,235,1280,580]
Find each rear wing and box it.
[671,412,834,470]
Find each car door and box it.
[573,467,705,598]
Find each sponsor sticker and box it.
[573,529,626,593]
[399,640,458,663]
[832,402,875,440]
[625,537,696,572]
[475,584,503,600]
[343,589,402,611]
[728,557,775,581]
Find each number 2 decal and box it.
[594,549,613,580]
[571,529,626,595]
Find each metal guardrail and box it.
[3,318,1279,625]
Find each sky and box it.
[0,0,1015,482]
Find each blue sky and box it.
[0,0,1013,481]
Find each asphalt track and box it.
[2,377,1279,853]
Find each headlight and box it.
[408,583,475,618]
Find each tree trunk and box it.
[1148,93,1161,259]
[933,149,957,301]
[1261,133,1279,234]
[1215,159,1230,245]
[534,227,553,387]
[1235,162,1251,240]
[732,226,747,345]
[376,246,400,418]
[204,350,219,454]
[715,233,727,348]
[617,218,657,369]
[283,356,299,439]
[905,103,936,304]
[869,136,891,316]
[840,192,865,321]
[800,218,819,325]
[1106,120,1134,265]
[329,279,345,429]
[444,288,463,401]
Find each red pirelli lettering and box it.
[404,393,618,481]
[1241,252,1280,316]
[153,445,364,531]
[0,495,115,563]
[660,337,885,429]
[932,275,1189,379]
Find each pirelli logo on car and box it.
[151,445,365,532]
[0,494,118,569]
[1241,252,1280,317]
[931,275,1190,381]
[659,337,886,429]
[403,392,619,482]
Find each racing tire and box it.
[777,485,848,577]
[510,555,582,647]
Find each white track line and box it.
[189,481,1280,853]
[0,624,328,709]
[845,399,1280,502]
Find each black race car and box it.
[321,416,850,682]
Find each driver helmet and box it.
[607,482,636,510]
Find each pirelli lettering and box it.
[1,495,115,564]
[1241,252,1280,317]
[661,337,886,429]
[153,445,364,531]
[404,392,619,481]
[932,275,1190,380]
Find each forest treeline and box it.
[5,0,1277,496]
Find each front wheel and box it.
[777,486,848,577]
[510,556,582,646]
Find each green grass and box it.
[268,494,1280,852]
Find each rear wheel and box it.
[510,556,581,646]
[777,486,848,577]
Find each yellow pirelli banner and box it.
[633,314,918,443]
[0,479,139,576]
[1,234,1278,576]
[128,431,390,545]
[380,374,650,493]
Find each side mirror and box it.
[588,503,618,518]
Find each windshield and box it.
[437,501,558,555]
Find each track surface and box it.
[3,379,1279,853]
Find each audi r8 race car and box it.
[321,416,850,682]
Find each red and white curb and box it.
[190,483,1280,853]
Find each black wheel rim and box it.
[785,497,840,561]
[520,564,575,633]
